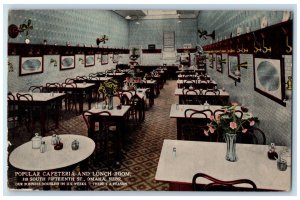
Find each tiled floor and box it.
[7,80,178,191]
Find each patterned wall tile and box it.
[7,10,129,92]
[207,53,292,146]
[8,10,129,47]
[129,18,197,49]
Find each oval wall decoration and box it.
[60,55,75,70]
[19,56,44,76]
[257,61,279,92]
[22,59,42,71]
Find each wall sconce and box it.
[198,29,215,40]
[239,61,248,69]
[285,76,292,101]
[96,35,109,46]
[8,19,33,39]
[50,58,57,67]
[97,55,101,62]
[79,58,84,64]
[8,61,14,72]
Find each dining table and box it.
[177,74,211,80]
[176,79,217,89]
[9,92,66,136]
[155,139,291,191]
[129,79,159,99]
[176,69,206,74]
[85,105,131,165]
[59,83,95,114]
[169,104,250,140]
[9,134,95,190]
[174,88,229,105]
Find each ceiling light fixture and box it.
[125,15,131,20]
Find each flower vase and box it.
[225,132,237,162]
[107,95,113,110]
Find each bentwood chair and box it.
[127,93,145,124]
[16,93,37,132]
[237,127,266,145]
[82,110,119,167]
[7,93,18,129]
[28,86,44,93]
[65,78,75,83]
[182,88,203,105]
[76,75,88,80]
[45,82,61,93]
[89,73,98,79]
[192,173,257,191]
[61,82,78,114]
[181,109,214,141]
[198,80,209,89]
[204,89,224,105]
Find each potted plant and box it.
[98,79,119,110]
[129,47,140,61]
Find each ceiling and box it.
[113,10,199,20]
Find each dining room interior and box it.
[5,8,294,192]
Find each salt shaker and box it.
[51,134,58,145]
[40,141,46,153]
[268,143,278,160]
[71,139,79,150]
[204,101,210,109]
[172,147,176,157]
[32,133,42,149]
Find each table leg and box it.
[87,89,92,110]
[54,99,62,129]
[156,83,160,96]
[40,105,46,137]
[177,118,182,140]
[179,96,183,104]
[78,91,84,114]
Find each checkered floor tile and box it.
[7,80,179,191]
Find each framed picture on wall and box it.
[113,54,119,63]
[216,53,223,73]
[19,56,43,76]
[101,54,108,65]
[254,57,286,106]
[60,55,75,70]
[85,54,95,67]
[228,54,240,82]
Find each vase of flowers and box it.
[98,79,118,110]
[204,102,259,162]
[225,132,237,162]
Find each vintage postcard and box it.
[6,8,293,193]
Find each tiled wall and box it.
[8,10,129,47]
[199,11,292,146]
[7,10,129,92]
[8,54,129,92]
[129,18,197,65]
[197,10,289,46]
[129,18,197,49]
